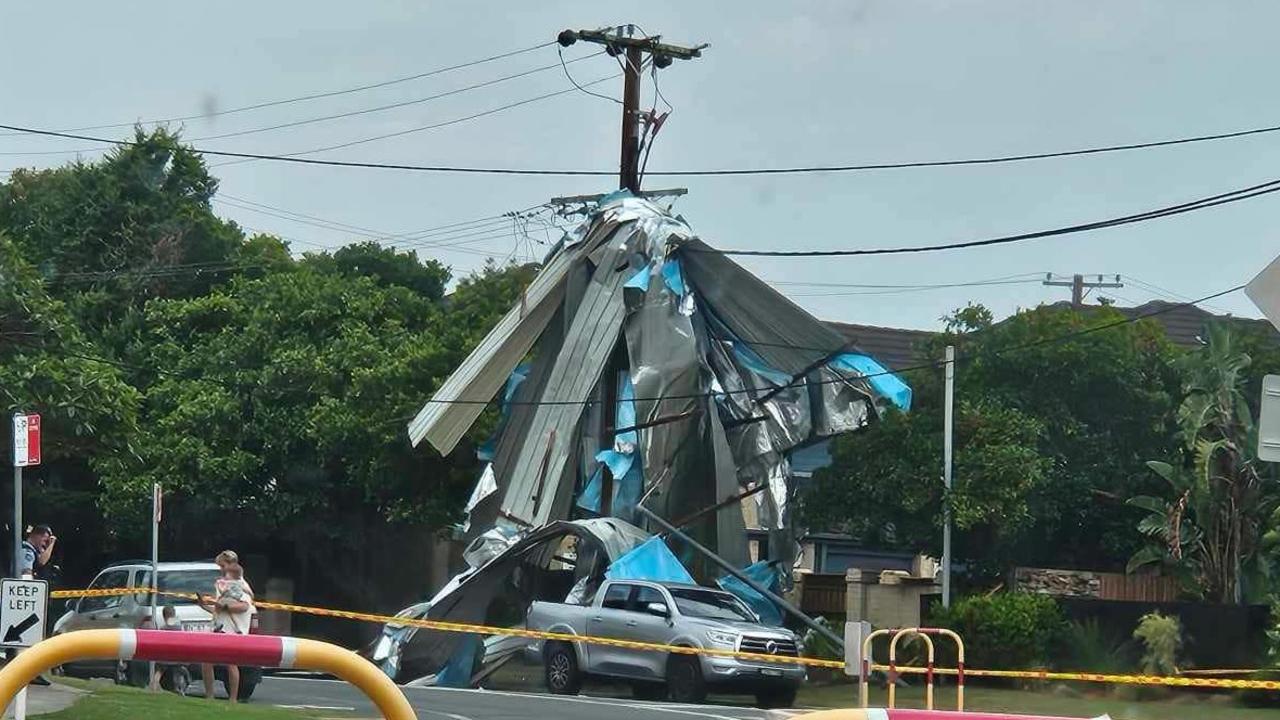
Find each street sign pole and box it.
[11,409,40,717]
[11,463,19,580]
[942,346,955,608]
[149,483,161,687]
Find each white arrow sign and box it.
[0,578,47,648]
[1246,253,1280,332]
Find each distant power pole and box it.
[558,26,706,193]
[1043,273,1123,308]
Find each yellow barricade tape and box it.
[875,664,1280,691]
[49,588,1280,689]
[49,588,844,669]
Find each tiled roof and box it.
[822,321,936,371]
[822,303,1278,370]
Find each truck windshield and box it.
[669,588,756,622]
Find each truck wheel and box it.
[755,686,798,709]
[666,656,706,704]
[544,643,582,695]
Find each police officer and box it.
[20,524,55,579]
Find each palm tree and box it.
[1128,324,1274,603]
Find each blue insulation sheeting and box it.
[605,536,695,584]
[717,561,784,626]
[830,353,912,411]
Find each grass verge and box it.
[44,679,335,720]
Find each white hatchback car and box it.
[53,560,262,699]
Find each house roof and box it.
[822,302,1278,371]
[823,321,936,371]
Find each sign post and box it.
[11,413,40,720]
[149,483,161,686]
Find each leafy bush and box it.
[930,592,1066,669]
[1133,612,1182,675]
[802,617,843,661]
[1060,617,1133,673]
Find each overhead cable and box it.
[5,120,1280,175]
[0,41,558,138]
[705,177,1280,257]
[191,52,604,143]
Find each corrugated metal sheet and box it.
[407,247,577,454]
[500,238,632,526]
[680,238,848,374]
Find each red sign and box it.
[12,414,40,467]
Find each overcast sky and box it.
[3,1,1277,330]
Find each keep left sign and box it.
[12,413,40,467]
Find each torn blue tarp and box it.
[661,258,686,296]
[477,363,530,461]
[624,265,652,292]
[717,561,784,626]
[830,353,912,411]
[606,536,695,584]
[577,372,643,519]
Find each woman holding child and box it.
[199,550,256,702]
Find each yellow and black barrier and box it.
[49,588,1280,692]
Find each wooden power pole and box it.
[558,26,705,193]
[1043,273,1123,308]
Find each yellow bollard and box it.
[0,630,416,720]
[888,629,934,710]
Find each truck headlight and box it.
[706,630,739,648]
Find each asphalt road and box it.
[251,676,806,720]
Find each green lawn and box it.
[802,682,1280,720]
[44,680,338,720]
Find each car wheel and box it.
[236,678,258,701]
[544,643,582,695]
[632,682,667,701]
[666,655,706,704]
[755,686,798,709]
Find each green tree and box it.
[806,400,1047,574]
[1128,324,1277,603]
[0,128,245,338]
[302,241,449,300]
[0,233,142,576]
[91,261,535,610]
[804,303,1183,577]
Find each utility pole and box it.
[1043,273,1123,308]
[558,26,706,193]
[941,346,954,608]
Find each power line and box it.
[705,177,1280,257]
[0,41,558,139]
[773,272,1045,297]
[8,118,1280,176]
[768,272,1044,288]
[558,45,621,105]
[216,195,558,253]
[210,73,620,166]
[189,52,604,143]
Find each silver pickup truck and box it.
[526,579,803,708]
